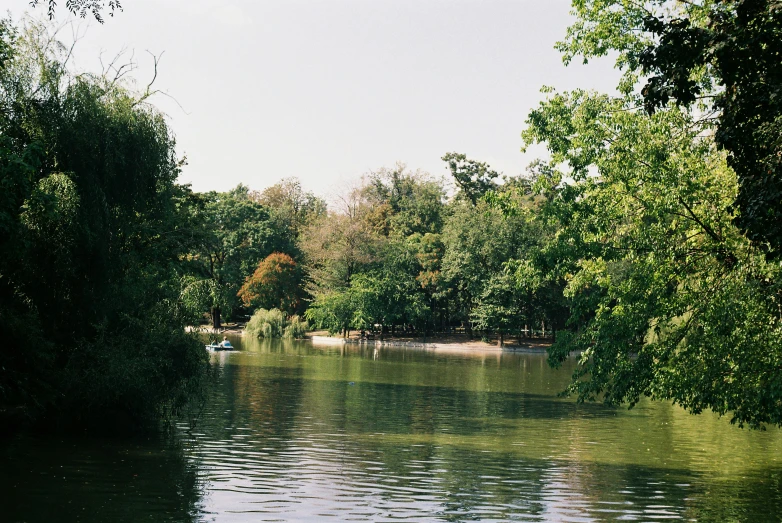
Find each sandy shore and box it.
[306,331,552,353]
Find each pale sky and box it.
[8,0,619,197]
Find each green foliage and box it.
[300,161,563,341]
[441,195,552,335]
[304,275,427,336]
[442,152,500,205]
[361,164,447,237]
[183,185,295,327]
[351,272,428,331]
[283,315,309,339]
[558,0,782,255]
[301,167,450,337]
[470,270,522,340]
[31,0,123,23]
[245,308,308,339]
[300,197,380,293]
[246,308,285,338]
[0,19,206,429]
[523,87,782,428]
[305,290,356,335]
[251,177,327,240]
[503,0,782,427]
[179,276,229,326]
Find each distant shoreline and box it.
[187,325,553,353]
[308,333,551,353]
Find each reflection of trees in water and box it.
[436,451,548,521]
[684,469,782,521]
[199,360,305,448]
[304,380,616,438]
[306,346,576,399]
[319,435,782,522]
[546,462,782,522]
[6,344,782,521]
[294,373,782,520]
[187,345,782,520]
[0,433,205,523]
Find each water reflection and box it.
[0,433,204,522]
[3,337,782,522]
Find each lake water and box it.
[3,337,782,522]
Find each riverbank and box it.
[186,325,552,353]
[307,331,551,353]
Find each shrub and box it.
[246,308,308,339]
[283,315,309,339]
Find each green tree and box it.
[301,186,384,294]
[471,270,522,347]
[300,169,445,338]
[354,167,447,335]
[524,88,782,428]
[442,152,500,205]
[305,288,357,337]
[0,18,206,428]
[245,308,308,339]
[440,199,533,338]
[361,164,447,237]
[187,186,292,328]
[251,177,327,242]
[558,0,782,255]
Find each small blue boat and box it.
[206,340,234,351]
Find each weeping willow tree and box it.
[0,18,207,430]
[245,308,308,339]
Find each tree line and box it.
[299,163,566,345]
[177,162,564,347]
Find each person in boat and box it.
[218,336,231,348]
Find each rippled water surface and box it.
[3,337,782,522]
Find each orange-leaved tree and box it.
[238,252,300,315]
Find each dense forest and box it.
[3,0,782,432]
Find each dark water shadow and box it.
[0,432,205,523]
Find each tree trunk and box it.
[211,307,222,330]
[498,331,504,348]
